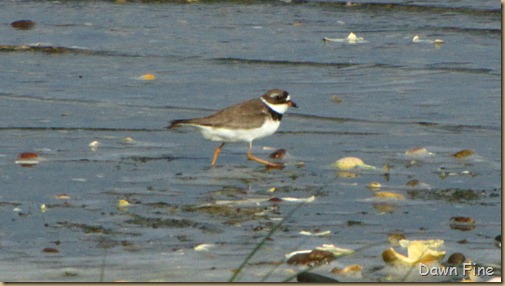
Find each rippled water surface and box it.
[0,0,501,282]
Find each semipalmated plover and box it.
[168,89,298,167]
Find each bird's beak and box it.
[288,101,298,108]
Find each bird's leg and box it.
[247,142,284,168]
[211,142,225,166]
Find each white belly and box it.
[192,119,280,143]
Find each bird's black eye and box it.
[270,93,281,99]
[274,93,287,100]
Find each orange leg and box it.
[211,142,225,166]
[247,142,284,168]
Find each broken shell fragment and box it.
[42,247,59,254]
[450,216,476,231]
[299,230,331,237]
[315,244,354,256]
[18,152,38,159]
[373,203,398,214]
[55,194,71,199]
[137,73,156,80]
[367,182,382,190]
[382,239,445,265]
[323,32,364,44]
[450,216,475,224]
[331,264,363,275]
[269,148,286,159]
[382,248,399,263]
[412,35,444,46]
[15,152,40,166]
[374,191,405,200]
[382,243,445,266]
[330,95,342,104]
[405,147,432,157]
[117,199,131,208]
[387,232,407,245]
[286,249,335,266]
[281,195,315,203]
[88,140,100,151]
[286,244,353,266]
[346,32,364,43]
[194,243,216,251]
[452,149,474,159]
[122,137,134,143]
[332,157,376,170]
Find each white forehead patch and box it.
[261,97,289,114]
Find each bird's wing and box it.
[187,98,269,129]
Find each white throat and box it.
[261,97,288,114]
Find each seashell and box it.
[382,239,445,265]
[18,152,38,159]
[387,232,407,245]
[286,249,335,266]
[367,182,381,190]
[11,20,36,30]
[88,140,100,151]
[137,73,156,80]
[452,149,474,159]
[333,157,375,170]
[374,191,405,200]
[269,148,286,159]
[331,264,363,275]
[405,147,431,157]
[117,199,130,208]
[15,152,40,166]
[450,216,475,224]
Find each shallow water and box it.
[0,0,501,282]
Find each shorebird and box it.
[168,89,297,167]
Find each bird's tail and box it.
[167,119,190,129]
